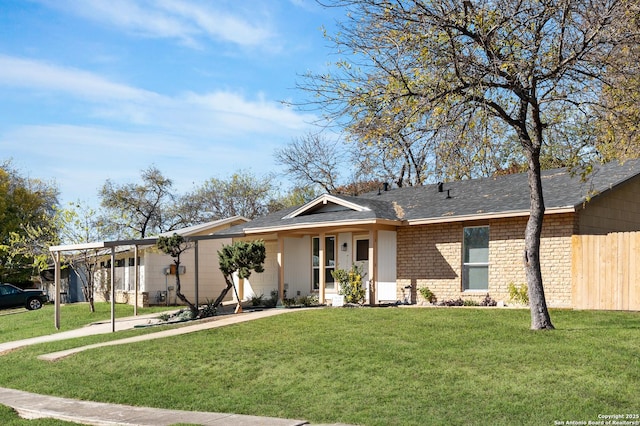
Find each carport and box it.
[49,233,243,331]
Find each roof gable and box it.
[283,194,371,219]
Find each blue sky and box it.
[0,0,343,206]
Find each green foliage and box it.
[418,286,437,303]
[218,240,265,279]
[0,161,59,284]
[508,282,529,306]
[183,170,279,221]
[282,294,320,308]
[198,299,218,318]
[332,264,366,304]
[156,234,188,258]
[463,299,479,306]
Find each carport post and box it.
[194,240,199,310]
[54,251,61,330]
[110,247,115,332]
[134,245,139,316]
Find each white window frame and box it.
[462,226,490,291]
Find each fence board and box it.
[572,232,640,311]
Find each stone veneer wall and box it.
[396,213,576,307]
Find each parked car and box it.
[0,283,48,310]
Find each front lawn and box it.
[0,308,638,425]
[0,303,175,343]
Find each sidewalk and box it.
[0,308,351,425]
[0,386,309,426]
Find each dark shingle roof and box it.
[217,159,640,235]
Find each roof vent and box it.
[437,182,443,193]
[446,189,452,199]
[383,182,389,191]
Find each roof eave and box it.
[243,218,401,235]
[406,206,576,226]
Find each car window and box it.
[0,286,19,296]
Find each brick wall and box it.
[397,213,575,307]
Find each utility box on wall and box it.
[163,265,186,275]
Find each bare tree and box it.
[304,0,640,329]
[274,132,346,193]
[58,201,107,312]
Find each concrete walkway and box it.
[0,386,309,426]
[0,308,349,426]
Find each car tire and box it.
[26,298,43,310]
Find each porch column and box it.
[110,247,115,333]
[134,245,139,316]
[368,229,378,306]
[319,232,326,305]
[54,251,61,330]
[277,236,285,302]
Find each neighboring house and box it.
[215,160,640,309]
[84,216,248,307]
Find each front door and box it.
[312,236,336,293]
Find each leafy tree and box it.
[214,240,266,313]
[180,170,279,222]
[267,186,321,212]
[0,161,59,285]
[156,234,197,317]
[99,166,177,239]
[304,0,640,329]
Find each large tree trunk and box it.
[525,153,554,330]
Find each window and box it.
[356,239,369,261]
[462,226,489,290]
[312,236,336,291]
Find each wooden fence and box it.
[572,232,640,311]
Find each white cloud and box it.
[157,0,275,47]
[0,54,315,135]
[0,55,156,102]
[36,0,277,49]
[0,54,318,203]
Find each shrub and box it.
[332,264,366,304]
[418,286,437,304]
[480,294,497,306]
[267,290,279,307]
[298,294,319,307]
[199,299,217,318]
[250,293,265,306]
[463,299,479,306]
[439,298,464,306]
[508,282,529,305]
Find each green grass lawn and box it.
[0,307,638,425]
[0,303,176,343]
